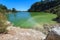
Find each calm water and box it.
[6,12,36,28]
[6,12,57,28]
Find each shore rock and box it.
[0,27,46,40]
[45,27,60,40]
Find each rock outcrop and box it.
[45,27,60,40]
[0,27,46,40]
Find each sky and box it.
[0,0,40,11]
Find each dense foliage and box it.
[12,8,17,12]
[0,13,7,33]
[53,6,60,23]
[28,0,60,12]
[0,4,8,13]
[0,4,18,33]
[0,4,17,13]
[28,0,60,23]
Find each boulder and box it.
[45,27,60,40]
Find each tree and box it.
[41,0,43,2]
[56,8,60,17]
[0,4,7,10]
[52,6,60,23]
[45,0,49,2]
[0,4,8,13]
[12,8,16,12]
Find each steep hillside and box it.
[28,1,60,12]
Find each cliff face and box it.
[28,1,60,12]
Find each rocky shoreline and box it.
[0,26,46,40]
[0,21,60,40]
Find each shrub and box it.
[0,13,7,33]
[54,8,60,23]
[57,8,60,17]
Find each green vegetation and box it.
[0,0,59,30]
[0,4,8,13]
[12,8,17,12]
[28,0,60,23]
[0,4,18,13]
[50,4,60,22]
[0,4,8,33]
[53,7,60,23]
[28,0,60,12]
[0,13,7,33]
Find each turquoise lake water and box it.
[6,12,36,28]
[6,12,57,28]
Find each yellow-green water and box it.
[6,12,57,28]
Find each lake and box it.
[6,12,57,28]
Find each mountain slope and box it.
[28,1,60,12]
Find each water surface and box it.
[6,12,57,28]
[6,12,36,28]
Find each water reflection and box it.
[7,12,35,27]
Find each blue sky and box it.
[0,0,40,11]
